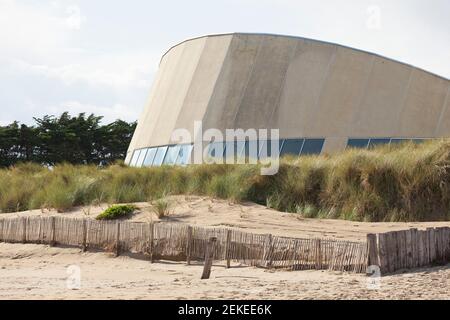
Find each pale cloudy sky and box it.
[0,0,449,125]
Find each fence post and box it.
[225,229,232,268]
[115,222,121,257]
[410,228,419,268]
[22,217,27,244]
[377,233,389,274]
[366,233,378,269]
[427,228,436,264]
[149,222,154,263]
[201,237,217,280]
[82,219,87,252]
[444,227,450,261]
[418,230,426,267]
[50,216,56,246]
[263,234,273,268]
[186,226,193,265]
[405,229,413,268]
[314,239,322,270]
[37,217,42,244]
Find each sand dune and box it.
[2,196,450,242]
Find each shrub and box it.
[96,204,137,220]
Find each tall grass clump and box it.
[151,194,173,219]
[1,139,450,222]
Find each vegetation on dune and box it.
[151,194,173,219]
[1,140,450,222]
[96,204,137,220]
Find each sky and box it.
[0,0,449,125]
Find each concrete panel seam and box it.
[268,40,301,129]
[309,45,338,124]
[394,68,414,135]
[434,85,450,136]
[349,55,376,136]
[230,36,265,127]
[173,37,224,134]
[200,36,236,134]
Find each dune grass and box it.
[1,139,450,222]
[151,194,173,219]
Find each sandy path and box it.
[2,196,450,242]
[0,243,448,300]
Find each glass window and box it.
[390,138,411,145]
[143,148,157,167]
[130,149,141,167]
[258,140,270,159]
[412,139,426,144]
[368,138,391,149]
[245,140,259,159]
[224,141,236,161]
[208,141,225,159]
[152,146,168,166]
[163,145,181,165]
[175,144,193,165]
[136,148,148,167]
[236,140,246,161]
[259,140,281,159]
[347,139,369,149]
[301,139,325,155]
[280,139,304,156]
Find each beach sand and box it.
[0,243,448,300]
[1,196,449,300]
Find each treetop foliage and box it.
[0,112,136,167]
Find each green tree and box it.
[0,112,136,167]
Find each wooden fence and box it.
[0,216,368,273]
[367,227,450,274]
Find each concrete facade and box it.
[126,33,450,164]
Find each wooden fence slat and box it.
[399,230,407,270]
[427,228,436,264]
[377,233,390,273]
[386,232,396,272]
[115,222,121,257]
[367,233,378,268]
[186,226,193,265]
[82,219,87,252]
[149,223,154,262]
[225,229,231,268]
[444,227,450,261]
[50,216,56,246]
[405,229,413,269]
[411,228,418,268]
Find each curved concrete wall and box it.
[127,33,450,161]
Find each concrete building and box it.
[126,33,450,167]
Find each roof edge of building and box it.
[160,32,449,81]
